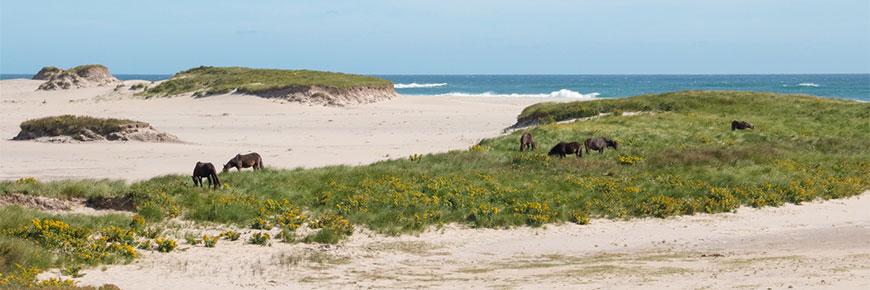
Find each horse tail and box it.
[212,172,221,189]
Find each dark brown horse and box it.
[585,137,619,154]
[548,142,583,158]
[192,162,220,189]
[223,152,263,172]
[731,120,755,131]
[520,133,537,151]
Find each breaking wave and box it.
[797,83,820,87]
[437,89,599,98]
[394,82,448,89]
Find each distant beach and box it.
[3,74,867,101]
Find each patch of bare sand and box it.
[50,191,869,290]
[0,193,133,216]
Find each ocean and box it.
[380,74,869,102]
[2,74,867,102]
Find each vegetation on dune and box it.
[65,65,108,76]
[517,90,865,127]
[1,90,868,278]
[141,66,394,98]
[39,66,62,73]
[16,115,143,139]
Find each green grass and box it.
[1,90,868,277]
[38,66,62,73]
[16,115,143,139]
[1,179,127,199]
[0,206,134,275]
[141,66,394,97]
[65,65,107,76]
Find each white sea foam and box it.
[797,83,820,87]
[393,82,448,89]
[437,89,599,98]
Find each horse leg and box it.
[531,141,537,150]
[192,176,198,187]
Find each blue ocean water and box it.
[3,73,867,101]
[377,74,870,102]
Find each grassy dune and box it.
[1,90,868,278]
[16,115,142,138]
[142,66,394,97]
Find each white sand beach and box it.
[0,79,571,181]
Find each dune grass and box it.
[16,115,142,139]
[141,66,394,98]
[65,65,107,76]
[1,90,868,277]
[120,91,868,231]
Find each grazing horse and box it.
[223,152,263,172]
[192,162,220,189]
[585,137,619,154]
[731,120,755,131]
[548,142,583,158]
[520,133,537,151]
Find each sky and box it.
[1,0,868,74]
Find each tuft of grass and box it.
[202,235,218,247]
[154,237,178,253]
[249,232,270,246]
[142,66,394,97]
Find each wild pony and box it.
[520,133,537,151]
[192,162,220,189]
[585,137,619,154]
[548,142,583,158]
[731,120,755,131]
[223,152,263,172]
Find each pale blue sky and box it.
[1,0,868,74]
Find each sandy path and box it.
[0,79,570,181]
[51,191,868,290]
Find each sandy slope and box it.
[47,192,867,290]
[0,79,570,181]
